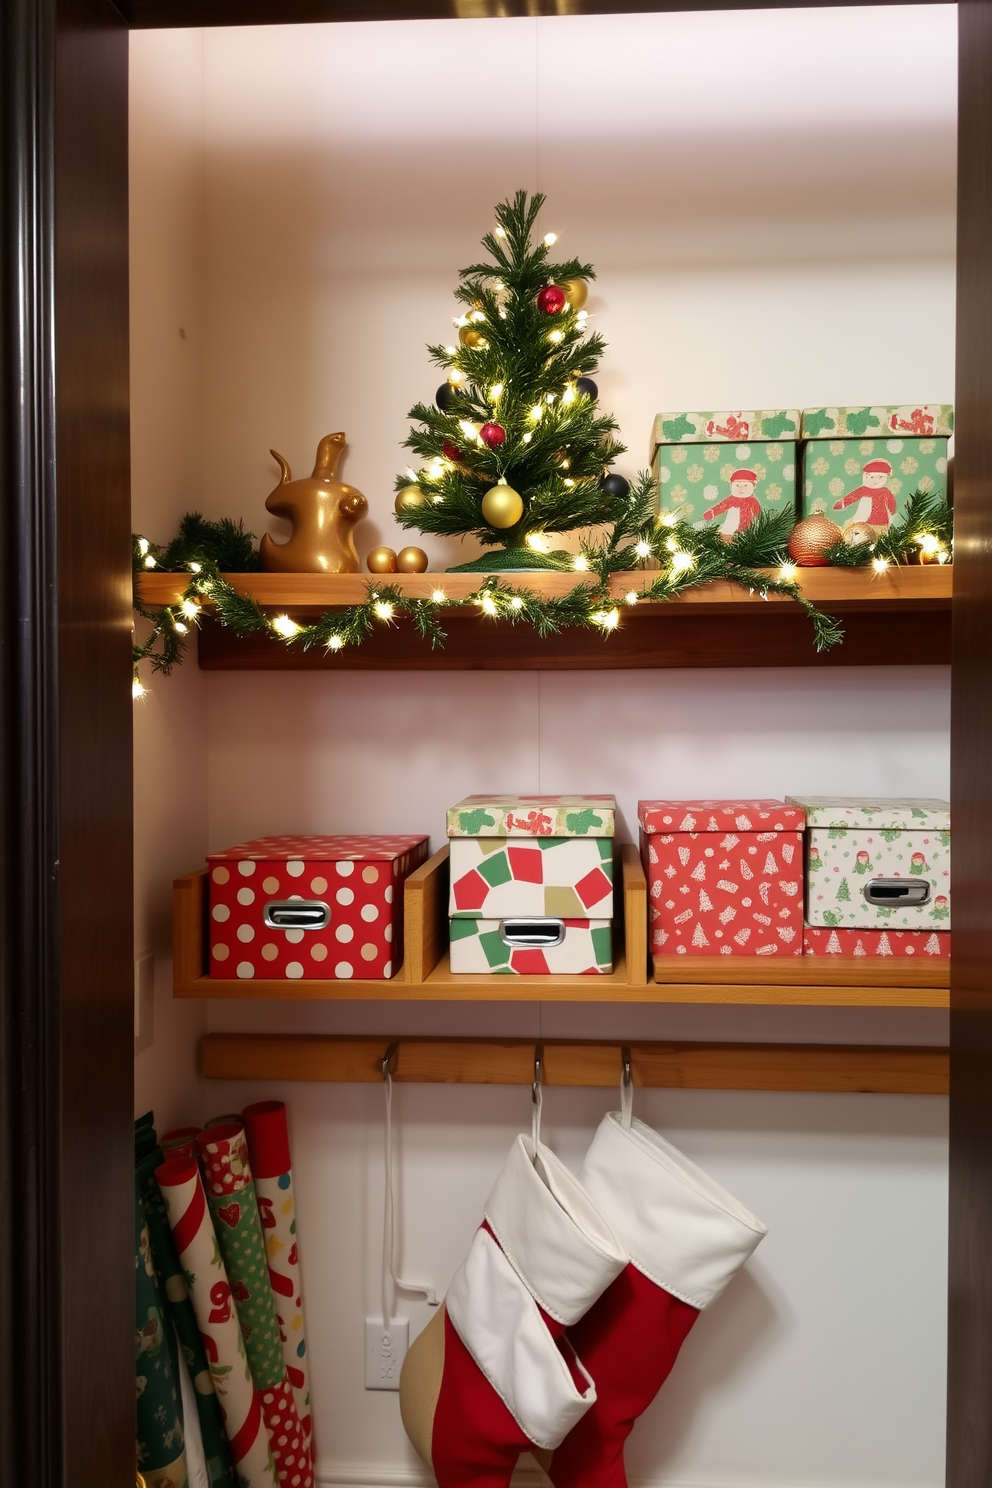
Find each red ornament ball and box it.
[537,285,566,316]
[442,441,464,462]
[787,514,843,567]
[480,422,506,448]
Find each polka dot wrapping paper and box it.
[196,1124,313,1488]
[207,835,429,981]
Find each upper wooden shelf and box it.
[137,567,951,671]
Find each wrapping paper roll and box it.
[135,1187,189,1488]
[242,1101,313,1448]
[136,1118,238,1488]
[156,1155,278,1488]
[197,1124,313,1488]
[161,1128,204,1160]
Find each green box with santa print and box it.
[650,409,800,540]
[799,405,952,539]
[785,796,950,931]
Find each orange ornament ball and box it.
[396,546,429,574]
[787,515,842,567]
[367,546,398,574]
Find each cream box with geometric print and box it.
[785,796,950,931]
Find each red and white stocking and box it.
[399,1130,626,1488]
[545,1105,767,1488]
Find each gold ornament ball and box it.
[459,326,488,350]
[481,483,524,529]
[396,546,429,573]
[563,278,589,311]
[395,483,425,516]
[367,546,398,574]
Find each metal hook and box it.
[532,1045,544,1104]
[621,1046,631,1089]
[381,1042,399,1081]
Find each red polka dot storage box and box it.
[639,799,805,958]
[207,834,430,981]
[446,794,615,975]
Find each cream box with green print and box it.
[799,405,952,535]
[785,796,950,931]
[650,410,800,539]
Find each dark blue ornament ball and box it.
[600,472,630,499]
[574,377,599,400]
[436,383,464,412]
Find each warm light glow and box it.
[445,345,457,356]
[592,607,620,630]
[455,316,469,327]
[137,538,149,556]
[432,495,444,504]
[374,601,395,621]
[495,226,506,238]
[522,432,532,444]
[493,280,504,291]
[576,310,588,322]
[490,383,504,399]
[431,589,447,603]
[448,368,467,386]
[173,621,187,635]
[546,392,555,403]
[660,511,680,528]
[670,550,694,574]
[480,595,497,616]
[548,331,564,344]
[572,555,589,571]
[459,421,478,440]
[635,541,651,558]
[625,591,639,605]
[872,556,890,573]
[470,310,486,324]
[181,598,199,619]
[561,386,575,404]
[544,232,558,246]
[406,467,419,482]
[272,614,301,637]
[527,533,549,552]
[778,562,797,581]
[563,478,575,489]
[665,537,679,553]
[189,562,201,573]
[915,533,941,555]
[132,676,146,700]
[938,550,950,564]
[530,404,544,421]
[510,596,524,611]
[144,554,157,568]
[327,635,344,650]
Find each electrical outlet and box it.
[134,951,154,1053]
[365,1317,408,1390]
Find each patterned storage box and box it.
[640,799,805,957]
[799,405,952,536]
[447,794,615,975]
[207,834,429,980]
[786,797,950,930]
[650,409,799,539]
[803,926,949,960]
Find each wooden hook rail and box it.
[201,1034,948,1096]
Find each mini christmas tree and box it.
[393,191,627,572]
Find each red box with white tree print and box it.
[207,834,429,981]
[639,799,805,957]
[803,926,949,960]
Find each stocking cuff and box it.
[484,1134,627,1324]
[580,1113,767,1309]
[446,1227,596,1450]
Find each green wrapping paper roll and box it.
[242,1101,313,1449]
[196,1124,313,1488]
[135,1186,189,1488]
[136,1116,238,1488]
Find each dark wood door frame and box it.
[1,2,986,1485]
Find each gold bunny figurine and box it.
[259,432,368,573]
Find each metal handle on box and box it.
[499,918,566,949]
[263,899,331,930]
[862,878,932,908]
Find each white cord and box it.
[382,1069,438,1329]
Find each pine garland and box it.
[821,489,953,568]
[132,483,849,687]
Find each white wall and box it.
[131,9,955,1485]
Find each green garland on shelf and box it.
[822,489,953,568]
[133,491,853,690]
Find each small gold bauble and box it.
[396,546,429,574]
[563,278,589,311]
[367,546,398,574]
[395,484,425,515]
[459,326,488,350]
[481,482,524,529]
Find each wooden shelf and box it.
[138,567,951,671]
[652,954,949,1008]
[175,843,948,1007]
[201,1033,949,1096]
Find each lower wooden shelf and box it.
[174,845,951,1007]
[200,1034,949,1096]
